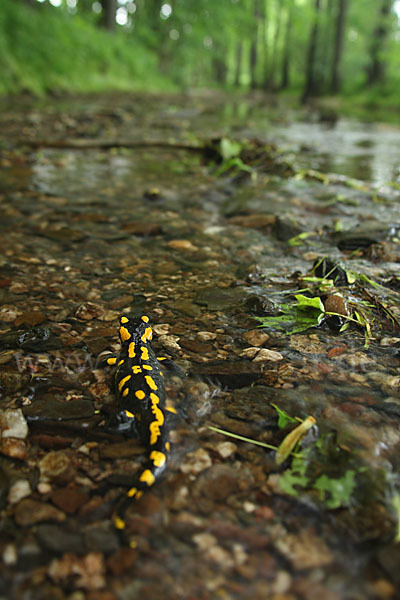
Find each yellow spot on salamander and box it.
[132,365,142,374]
[129,540,138,549]
[135,390,145,400]
[141,315,149,323]
[114,516,126,530]
[149,393,165,445]
[139,469,156,486]
[118,375,131,392]
[136,491,143,499]
[118,359,124,366]
[141,346,149,361]
[122,388,130,398]
[120,316,129,324]
[150,450,166,467]
[143,365,152,371]
[166,406,178,414]
[127,486,137,497]
[165,442,171,452]
[141,327,153,342]
[125,410,134,418]
[120,326,131,342]
[107,356,117,366]
[145,375,157,391]
[128,342,136,358]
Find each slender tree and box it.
[101,0,117,31]
[301,0,322,102]
[234,42,243,87]
[330,0,348,93]
[280,0,294,89]
[366,0,392,86]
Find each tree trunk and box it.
[366,0,392,86]
[301,0,321,103]
[330,0,348,93]
[265,0,283,90]
[234,42,243,87]
[280,0,293,90]
[101,0,117,32]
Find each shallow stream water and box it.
[0,92,399,599]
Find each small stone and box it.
[167,239,198,251]
[252,348,283,362]
[380,337,400,347]
[0,438,27,460]
[242,329,269,347]
[197,331,217,342]
[39,450,77,484]
[0,408,29,439]
[50,487,90,514]
[180,448,212,475]
[14,310,46,327]
[3,544,17,566]
[192,532,217,550]
[8,479,31,504]
[107,548,138,576]
[274,527,333,569]
[14,498,66,526]
[240,347,259,359]
[0,307,22,322]
[152,323,170,336]
[75,302,104,321]
[215,441,237,459]
[158,334,181,353]
[48,552,106,591]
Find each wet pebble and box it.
[158,334,181,353]
[252,348,283,362]
[0,408,28,439]
[75,302,104,321]
[36,523,85,554]
[242,329,269,347]
[83,524,120,555]
[180,448,212,475]
[197,330,217,341]
[48,552,106,591]
[106,547,138,576]
[274,527,334,569]
[50,486,90,514]
[167,239,198,251]
[14,498,66,526]
[39,450,77,484]
[8,479,31,504]
[0,438,27,460]
[215,441,237,459]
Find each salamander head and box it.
[118,314,153,344]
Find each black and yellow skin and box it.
[105,314,172,530]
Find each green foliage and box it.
[271,403,298,428]
[0,0,164,95]
[256,294,326,334]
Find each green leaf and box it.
[313,470,356,509]
[275,416,316,465]
[288,231,316,246]
[220,137,242,161]
[278,450,311,495]
[295,294,325,312]
[271,403,298,428]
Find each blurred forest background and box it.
[1,0,400,110]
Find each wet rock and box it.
[214,441,237,459]
[274,527,334,569]
[334,224,398,250]
[50,487,90,514]
[196,330,217,342]
[190,360,265,388]
[17,535,46,570]
[36,523,86,554]
[83,524,120,555]
[0,326,62,351]
[289,334,326,354]
[195,286,249,311]
[313,258,348,285]
[180,448,212,475]
[14,310,46,327]
[194,464,241,501]
[48,552,106,590]
[8,479,31,504]
[0,438,27,460]
[242,329,269,347]
[158,334,181,353]
[107,547,138,576]
[274,215,302,241]
[14,498,66,526]
[23,398,94,422]
[3,543,17,566]
[0,408,28,439]
[252,348,284,362]
[180,338,213,354]
[75,302,104,321]
[228,214,275,230]
[167,239,198,251]
[39,450,77,484]
[122,221,162,236]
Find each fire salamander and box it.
[105,314,174,530]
